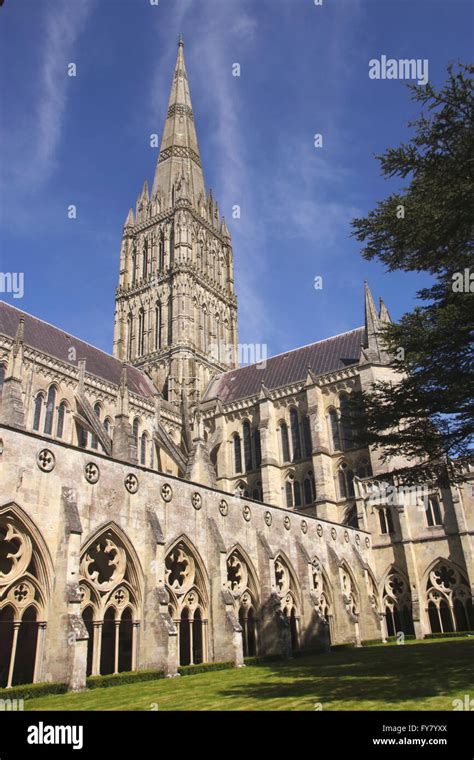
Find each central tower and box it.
[113,38,238,406]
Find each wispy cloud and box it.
[0,0,94,197]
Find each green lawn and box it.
[26,637,474,711]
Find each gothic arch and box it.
[165,535,210,665]
[310,555,334,641]
[79,522,143,676]
[379,565,414,637]
[422,557,473,634]
[0,501,54,687]
[339,560,360,616]
[273,552,301,651]
[0,501,54,598]
[226,545,260,656]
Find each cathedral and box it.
[0,38,472,691]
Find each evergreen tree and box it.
[351,64,474,485]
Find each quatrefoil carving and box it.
[124,474,139,494]
[36,449,55,472]
[161,483,173,502]
[84,462,100,484]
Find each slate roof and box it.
[204,328,365,404]
[0,301,156,398]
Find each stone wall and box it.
[0,423,382,690]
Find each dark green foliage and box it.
[178,661,234,676]
[0,681,67,700]
[351,64,474,485]
[86,669,165,689]
[424,631,474,639]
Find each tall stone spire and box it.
[152,36,205,210]
[361,281,390,364]
[114,37,238,407]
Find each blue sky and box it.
[0,0,472,358]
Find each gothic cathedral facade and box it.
[0,40,472,691]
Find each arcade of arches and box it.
[0,511,473,686]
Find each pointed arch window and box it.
[142,239,148,279]
[33,392,44,432]
[242,420,253,472]
[329,408,341,451]
[280,422,290,463]
[103,417,112,439]
[302,414,312,458]
[425,496,443,527]
[132,418,139,449]
[357,458,373,479]
[166,540,209,666]
[138,309,145,357]
[338,462,355,500]
[78,425,88,449]
[285,475,301,509]
[379,507,394,535]
[127,313,133,361]
[155,302,162,351]
[338,468,347,499]
[159,232,165,270]
[170,230,175,266]
[426,562,474,634]
[0,507,50,688]
[56,401,67,439]
[293,480,302,508]
[274,555,300,651]
[290,408,301,461]
[339,393,353,450]
[233,433,242,475]
[0,363,5,397]
[304,471,316,505]
[140,432,148,466]
[383,570,414,637]
[80,527,142,676]
[254,430,262,468]
[132,249,137,284]
[344,504,358,529]
[91,403,101,450]
[43,386,57,435]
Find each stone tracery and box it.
[165,539,208,666]
[0,507,49,688]
[426,560,473,633]
[226,548,259,657]
[79,527,141,677]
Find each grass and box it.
[24,637,474,712]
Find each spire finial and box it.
[178,33,184,47]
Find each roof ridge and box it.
[259,326,364,365]
[0,300,141,373]
[214,326,364,379]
